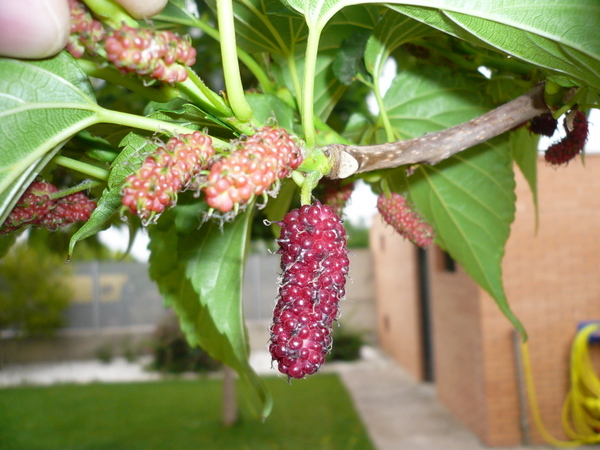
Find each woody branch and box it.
[325,83,550,179]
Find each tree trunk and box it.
[222,365,238,426]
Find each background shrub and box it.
[151,312,221,373]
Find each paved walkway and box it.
[0,347,584,449]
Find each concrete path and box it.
[335,348,552,450]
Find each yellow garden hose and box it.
[521,323,600,447]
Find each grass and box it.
[0,373,374,450]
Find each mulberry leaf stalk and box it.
[216,0,254,122]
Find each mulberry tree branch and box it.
[325,83,550,179]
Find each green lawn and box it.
[0,373,374,449]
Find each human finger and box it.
[0,0,70,59]
[114,0,168,19]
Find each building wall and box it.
[479,155,600,445]
[370,217,423,380]
[430,156,600,446]
[427,247,490,440]
[371,155,600,447]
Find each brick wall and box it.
[428,248,490,440]
[370,217,423,380]
[482,155,600,445]
[372,155,600,446]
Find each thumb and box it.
[115,0,169,19]
[0,0,70,59]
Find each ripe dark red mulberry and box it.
[121,132,214,223]
[269,202,349,379]
[529,113,558,137]
[377,192,434,248]
[204,127,303,213]
[544,110,588,166]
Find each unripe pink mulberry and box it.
[42,192,97,231]
[316,179,354,216]
[204,127,303,213]
[66,0,105,58]
[121,132,214,222]
[0,182,58,234]
[0,181,96,234]
[377,192,434,248]
[104,24,196,83]
[269,202,349,379]
[544,110,588,166]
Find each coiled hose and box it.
[522,322,600,447]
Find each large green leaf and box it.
[0,53,100,221]
[382,67,524,335]
[282,1,600,90]
[387,2,600,90]
[148,203,272,418]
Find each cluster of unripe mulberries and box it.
[377,192,434,248]
[121,127,303,222]
[269,202,349,379]
[542,110,589,166]
[121,131,214,223]
[0,181,96,235]
[67,0,105,58]
[204,127,303,213]
[66,0,196,84]
[104,25,196,84]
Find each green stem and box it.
[94,107,191,135]
[178,71,233,117]
[48,180,104,200]
[372,79,395,143]
[52,156,109,181]
[300,171,321,206]
[301,28,322,147]
[77,60,179,103]
[92,106,230,150]
[217,0,254,121]
[83,0,137,28]
[553,87,588,119]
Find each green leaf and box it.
[510,126,540,230]
[364,10,434,81]
[68,133,157,257]
[333,31,371,85]
[246,93,296,130]
[0,53,100,219]
[214,0,308,57]
[382,67,524,336]
[153,0,199,25]
[148,204,273,418]
[271,5,379,121]
[68,189,121,259]
[388,1,600,90]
